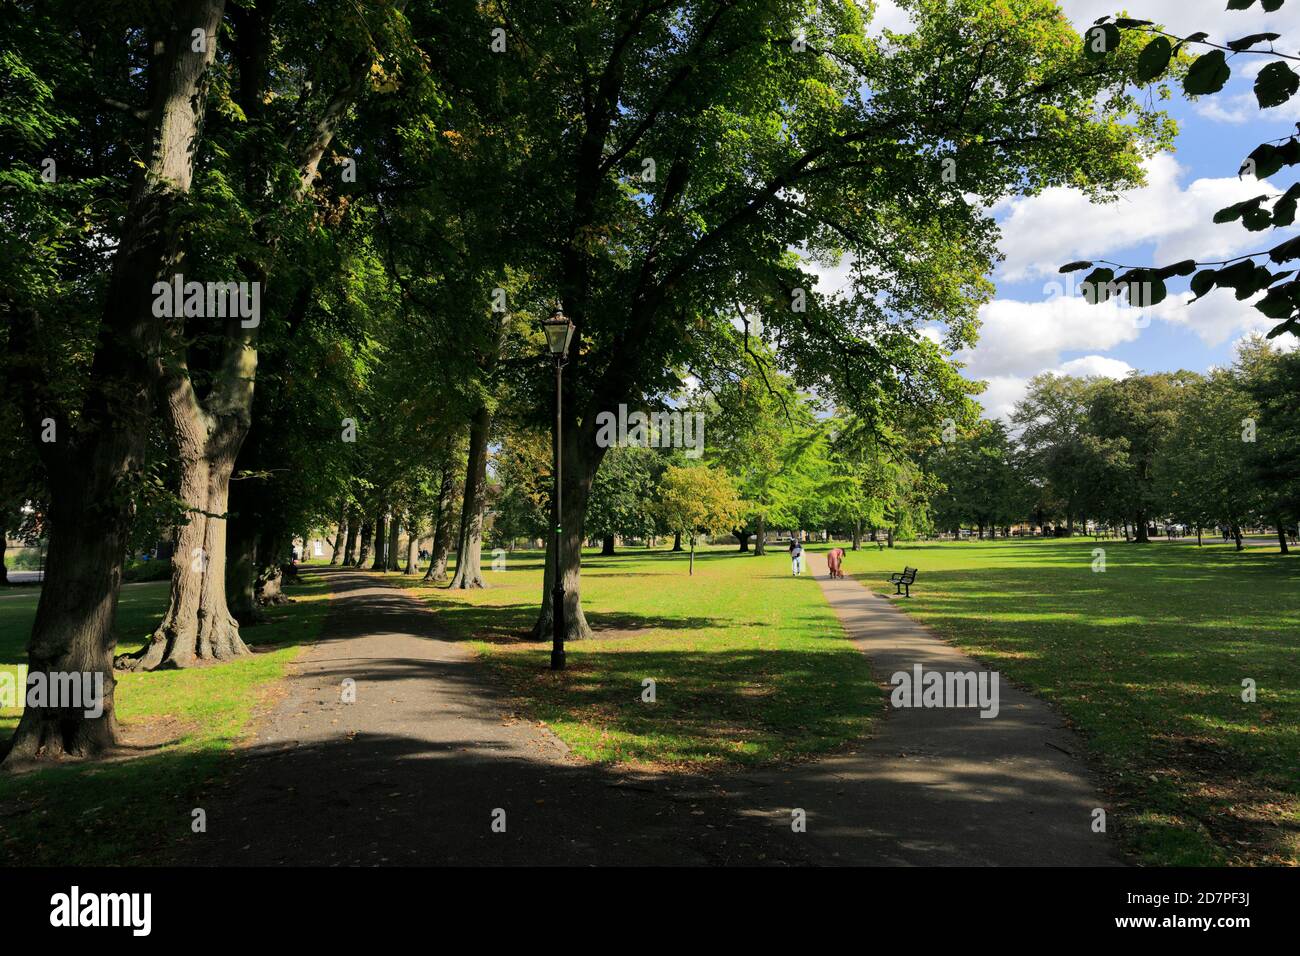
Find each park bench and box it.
[889,566,918,597]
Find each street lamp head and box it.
[543,308,575,358]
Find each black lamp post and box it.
[542,308,575,670]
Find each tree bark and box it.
[852,519,861,551]
[356,520,373,567]
[1277,521,1289,555]
[4,0,227,762]
[734,529,750,552]
[117,329,255,671]
[342,507,359,565]
[530,433,598,644]
[424,466,455,582]
[226,492,260,624]
[449,405,490,589]
[119,439,250,671]
[601,534,616,556]
[329,501,346,565]
[404,513,421,574]
[370,509,388,570]
[386,514,401,571]
[671,531,683,552]
[754,515,766,555]
[1134,511,1150,543]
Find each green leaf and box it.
[1261,0,1284,11]
[1213,194,1269,223]
[1156,259,1197,279]
[1083,24,1120,60]
[1273,183,1300,226]
[1227,33,1280,52]
[1255,281,1297,318]
[1226,0,1256,9]
[1059,260,1093,273]
[1080,267,1116,303]
[1136,37,1173,82]
[1255,62,1299,108]
[1243,205,1273,230]
[1184,50,1231,95]
[1269,235,1300,263]
[1190,269,1218,299]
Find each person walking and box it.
[789,538,804,576]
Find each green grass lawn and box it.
[399,545,879,770]
[834,536,1300,866]
[0,576,331,865]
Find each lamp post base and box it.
[550,583,566,670]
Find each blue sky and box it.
[817,0,1300,418]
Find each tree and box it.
[1155,364,1257,550]
[2,0,228,759]
[654,464,743,575]
[586,444,663,554]
[1088,372,1193,543]
[421,0,1169,644]
[929,421,1025,537]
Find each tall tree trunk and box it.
[734,529,750,552]
[852,519,861,551]
[0,515,8,585]
[120,438,250,671]
[118,340,254,671]
[4,0,227,763]
[386,514,401,571]
[1196,523,1202,547]
[404,513,421,574]
[1277,520,1289,555]
[226,495,260,624]
[530,433,598,644]
[1134,511,1150,543]
[688,537,695,575]
[601,534,616,556]
[887,528,895,548]
[329,501,346,565]
[449,405,490,589]
[671,531,683,552]
[342,507,360,565]
[356,520,373,567]
[424,466,455,582]
[754,515,766,555]
[370,509,388,571]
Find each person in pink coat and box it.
[826,547,845,579]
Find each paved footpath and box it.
[185,568,799,866]
[185,567,1119,866]
[716,573,1121,865]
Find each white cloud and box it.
[975,356,1134,420]
[1194,89,1300,125]
[1156,287,1287,346]
[1057,0,1300,40]
[959,294,1146,379]
[866,1,912,37]
[992,155,1279,282]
